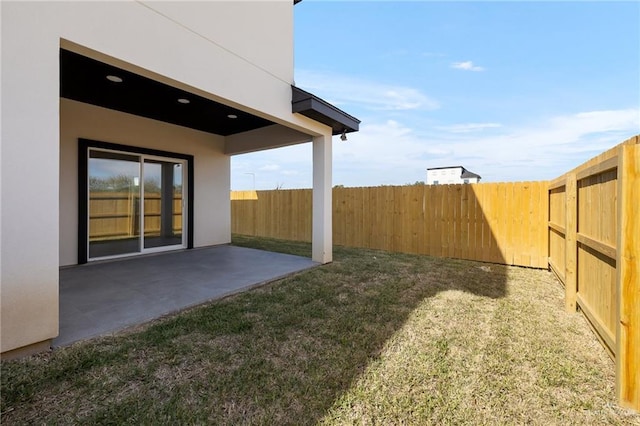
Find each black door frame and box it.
[78,138,194,264]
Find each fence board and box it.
[441,185,451,258]
[460,184,469,260]
[477,185,491,263]
[578,244,617,350]
[490,183,503,263]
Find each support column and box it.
[312,133,332,264]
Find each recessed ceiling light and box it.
[177,98,190,104]
[227,114,238,119]
[106,75,123,83]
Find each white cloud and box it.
[295,69,439,111]
[231,144,312,190]
[331,120,445,186]
[231,108,639,188]
[437,122,502,133]
[424,148,450,156]
[336,107,639,184]
[422,52,446,58]
[451,61,485,72]
[422,108,639,182]
[259,164,280,171]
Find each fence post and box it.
[616,144,639,411]
[564,173,578,312]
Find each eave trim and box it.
[291,86,360,135]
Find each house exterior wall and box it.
[1,1,332,355]
[59,99,230,267]
[427,167,463,184]
[426,167,480,185]
[139,1,294,85]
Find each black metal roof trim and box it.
[291,86,360,135]
[427,166,464,170]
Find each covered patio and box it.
[56,245,318,347]
[2,2,361,359]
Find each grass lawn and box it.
[2,236,639,425]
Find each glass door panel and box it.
[88,150,141,258]
[143,159,184,249]
[172,163,184,243]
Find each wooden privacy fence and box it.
[232,136,639,411]
[231,189,312,243]
[548,135,639,410]
[231,181,549,268]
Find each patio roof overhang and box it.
[60,49,276,136]
[291,86,360,136]
[61,49,360,139]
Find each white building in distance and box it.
[426,166,482,185]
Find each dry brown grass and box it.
[321,265,637,425]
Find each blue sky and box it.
[231,1,639,190]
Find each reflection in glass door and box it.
[88,149,186,260]
[88,150,141,258]
[143,159,183,249]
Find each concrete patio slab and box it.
[56,245,318,347]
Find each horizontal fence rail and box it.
[89,192,182,240]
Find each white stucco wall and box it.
[59,99,229,267]
[1,1,330,354]
[427,167,463,185]
[2,2,61,354]
[141,1,294,84]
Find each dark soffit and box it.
[60,49,275,136]
[291,86,360,135]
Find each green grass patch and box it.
[2,236,638,425]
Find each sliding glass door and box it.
[88,148,186,260]
[88,150,142,258]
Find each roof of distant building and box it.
[427,166,463,170]
[427,166,481,180]
[461,169,481,179]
